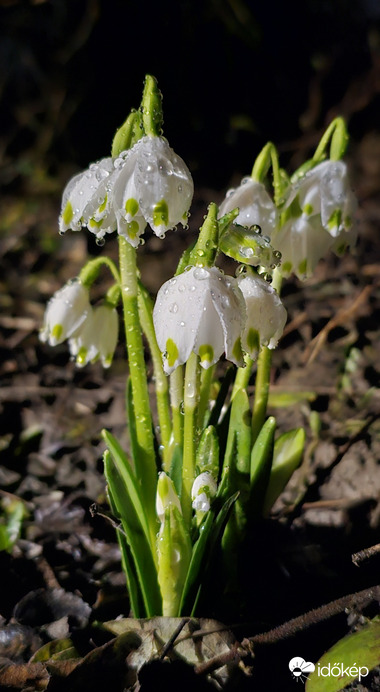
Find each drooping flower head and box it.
[237,272,287,358]
[40,280,90,346]
[271,160,357,279]
[68,305,119,368]
[153,266,246,374]
[59,135,193,246]
[218,177,278,236]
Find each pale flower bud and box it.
[156,472,182,523]
[191,472,217,512]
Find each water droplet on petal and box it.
[96,237,105,247]
[169,302,178,313]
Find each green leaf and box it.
[103,450,161,617]
[126,378,140,473]
[218,387,251,499]
[106,470,143,618]
[102,430,151,547]
[267,390,316,407]
[219,224,281,270]
[306,617,380,691]
[179,491,239,615]
[207,365,236,428]
[157,505,192,616]
[249,416,276,519]
[168,444,183,499]
[195,426,219,478]
[263,427,305,515]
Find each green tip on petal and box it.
[246,328,260,355]
[127,220,140,239]
[232,337,243,364]
[303,203,313,216]
[153,199,169,227]
[76,346,88,366]
[51,324,63,342]
[298,258,307,276]
[62,201,74,226]
[98,195,108,214]
[281,261,292,274]
[125,198,139,217]
[166,338,179,368]
[199,344,214,366]
[327,208,342,231]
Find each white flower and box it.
[270,215,336,280]
[69,305,119,368]
[271,160,357,279]
[237,273,287,357]
[156,472,182,522]
[113,136,194,245]
[287,160,356,237]
[40,280,90,346]
[153,266,246,374]
[59,158,116,238]
[58,136,193,246]
[218,177,278,235]
[191,472,217,512]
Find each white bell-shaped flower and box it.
[287,160,357,238]
[113,135,194,244]
[191,472,217,512]
[237,273,287,358]
[58,136,193,246]
[218,177,278,235]
[59,158,116,238]
[40,280,90,346]
[156,472,182,522]
[69,305,119,368]
[270,214,337,280]
[153,266,246,374]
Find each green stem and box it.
[251,142,283,206]
[170,366,184,450]
[137,281,172,469]
[182,352,201,525]
[251,346,273,445]
[231,354,254,401]
[79,256,120,287]
[197,364,215,428]
[118,236,158,548]
[313,117,348,163]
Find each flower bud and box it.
[191,472,217,512]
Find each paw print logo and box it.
[289,657,315,682]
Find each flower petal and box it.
[219,178,278,235]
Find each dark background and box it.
[1,0,380,192]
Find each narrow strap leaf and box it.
[103,450,162,616]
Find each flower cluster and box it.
[153,266,286,374]
[59,135,194,246]
[218,160,357,280]
[40,280,118,368]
